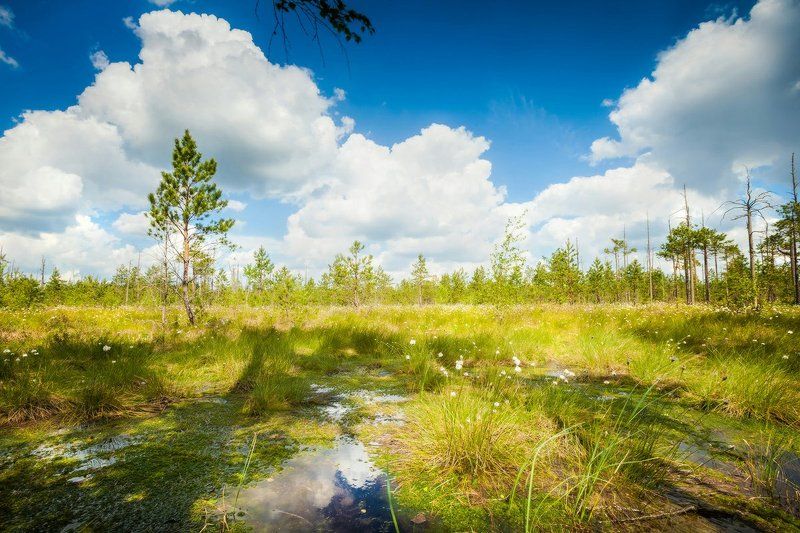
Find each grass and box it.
[1,303,800,530]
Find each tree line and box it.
[1,132,797,320]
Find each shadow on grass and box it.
[0,391,314,531]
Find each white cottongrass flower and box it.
[789,330,794,335]
[512,356,521,366]
[22,353,27,358]
[405,355,411,360]
[450,391,457,397]
[437,352,443,358]
[514,365,522,373]
[455,359,464,371]
[500,370,507,376]
[409,339,416,345]
[493,401,500,407]
[2,349,9,353]
[102,345,111,352]
[783,355,789,359]
[603,380,610,385]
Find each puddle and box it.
[314,388,408,425]
[776,452,800,515]
[322,401,352,423]
[235,435,401,531]
[351,391,408,405]
[73,457,118,471]
[677,441,738,476]
[369,412,406,425]
[311,384,336,395]
[664,489,761,532]
[31,434,140,475]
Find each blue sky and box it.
[1,0,755,198]
[0,0,798,277]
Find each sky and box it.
[0,0,799,279]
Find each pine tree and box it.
[323,241,376,306]
[147,130,234,325]
[490,214,527,305]
[411,254,430,305]
[243,246,275,294]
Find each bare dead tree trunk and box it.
[746,200,757,308]
[672,257,679,303]
[723,171,771,309]
[162,230,169,327]
[724,249,730,305]
[683,186,694,304]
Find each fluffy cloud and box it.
[0,10,344,233]
[77,10,342,196]
[112,211,150,235]
[0,110,158,230]
[590,0,800,192]
[2,2,797,278]
[0,216,139,277]
[283,124,511,273]
[520,162,729,266]
[226,200,247,212]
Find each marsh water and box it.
[0,384,423,532]
[235,435,394,531]
[233,387,416,531]
[1,380,796,531]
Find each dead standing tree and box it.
[722,169,773,308]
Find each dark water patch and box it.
[776,451,800,516]
[677,441,739,477]
[663,488,762,532]
[236,435,410,531]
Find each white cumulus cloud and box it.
[112,211,150,235]
[283,124,511,273]
[2,2,798,277]
[589,0,800,193]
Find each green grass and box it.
[1,303,800,530]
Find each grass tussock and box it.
[399,387,554,498]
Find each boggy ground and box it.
[1,304,799,531]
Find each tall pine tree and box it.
[148,130,234,324]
